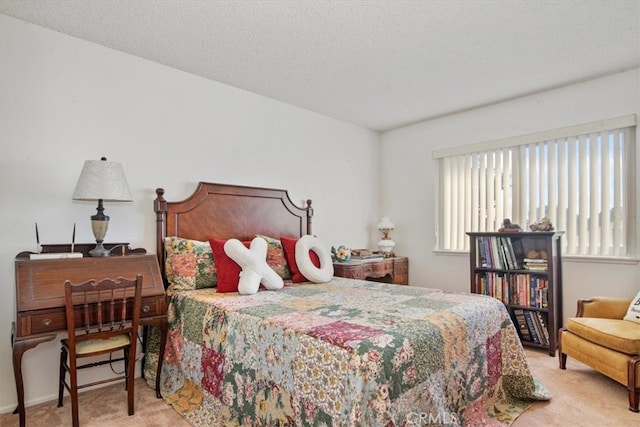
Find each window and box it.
[434,115,636,257]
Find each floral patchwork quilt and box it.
[149,278,549,426]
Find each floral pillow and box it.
[164,236,216,293]
[257,235,291,280]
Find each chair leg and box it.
[127,346,135,416]
[558,328,567,369]
[629,356,640,412]
[57,346,67,407]
[559,352,567,369]
[69,357,80,427]
[124,347,129,391]
[629,390,639,413]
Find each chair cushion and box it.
[75,334,130,355]
[567,317,640,355]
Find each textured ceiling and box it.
[1,1,639,131]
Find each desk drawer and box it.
[332,264,364,280]
[16,295,166,337]
[363,261,393,278]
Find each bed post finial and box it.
[305,199,313,235]
[154,188,167,276]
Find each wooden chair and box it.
[57,275,143,427]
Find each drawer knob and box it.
[142,305,150,313]
[42,318,52,326]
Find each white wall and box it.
[0,15,380,412]
[381,68,640,326]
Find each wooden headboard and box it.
[153,182,313,280]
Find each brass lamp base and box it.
[90,203,110,257]
[89,242,110,257]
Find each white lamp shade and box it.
[72,159,132,201]
[377,217,395,231]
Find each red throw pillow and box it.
[280,236,320,283]
[209,239,250,293]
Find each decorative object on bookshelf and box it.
[377,216,396,257]
[331,245,351,262]
[72,157,132,257]
[467,231,563,356]
[498,218,522,232]
[529,216,554,231]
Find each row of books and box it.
[475,235,526,270]
[474,272,548,308]
[513,308,550,346]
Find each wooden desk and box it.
[11,253,167,427]
[333,256,409,285]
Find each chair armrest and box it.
[576,297,633,319]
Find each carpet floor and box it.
[1,348,637,426]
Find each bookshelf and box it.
[467,231,563,356]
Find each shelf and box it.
[468,231,563,356]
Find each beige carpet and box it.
[1,349,638,426]
[513,349,638,426]
[0,379,186,427]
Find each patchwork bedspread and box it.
[150,278,549,426]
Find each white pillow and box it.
[224,237,284,295]
[295,235,334,283]
[623,290,640,324]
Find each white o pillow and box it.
[295,235,334,283]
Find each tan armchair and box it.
[558,297,640,412]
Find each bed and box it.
[144,182,549,426]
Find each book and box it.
[513,309,531,341]
[350,254,384,260]
[523,310,539,344]
[536,311,550,346]
[525,264,548,271]
[478,238,488,267]
[511,238,526,268]
[523,258,548,271]
[482,237,493,268]
[528,310,548,346]
[504,237,517,269]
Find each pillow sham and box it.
[164,236,216,293]
[256,235,291,280]
[623,290,640,324]
[281,236,321,283]
[209,239,251,293]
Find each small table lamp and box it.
[72,157,132,256]
[377,216,396,257]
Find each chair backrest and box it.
[64,275,143,349]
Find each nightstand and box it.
[333,256,408,285]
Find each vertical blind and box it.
[435,116,636,257]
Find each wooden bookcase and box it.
[467,231,563,356]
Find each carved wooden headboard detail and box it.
[153,182,313,282]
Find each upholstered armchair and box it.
[558,297,640,412]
